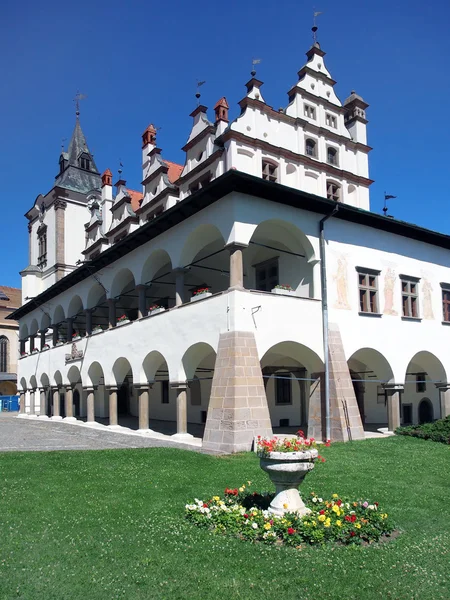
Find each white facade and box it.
[13,39,450,450]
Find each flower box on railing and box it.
[72,335,82,342]
[148,305,165,316]
[190,288,212,302]
[31,349,39,355]
[41,345,50,351]
[91,327,103,335]
[116,315,130,326]
[20,352,28,358]
[56,340,65,347]
[271,285,295,296]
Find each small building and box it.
[10,36,450,452]
[0,287,21,396]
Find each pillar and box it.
[85,386,96,423]
[67,318,74,341]
[19,339,26,355]
[226,243,247,290]
[39,329,47,350]
[29,389,35,415]
[52,324,59,346]
[174,268,188,306]
[65,386,74,419]
[85,309,93,336]
[436,383,450,419]
[19,391,26,414]
[136,285,148,318]
[137,385,150,430]
[384,385,403,432]
[171,382,188,434]
[29,335,36,352]
[39,388,47,417]
[52,387,61,418]
[108,299,117,329]
[108,386,118,426]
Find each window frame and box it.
[0,335,8,373]
[305,138,317,158]
[326,180,341,202]
[326,113,337,128]
[400,275,420,318]
[440,283,450,323]
[416,373,427,393]
[275,373,292,405]
[254,257,279,292]
[303,104,316,120]
[356,267,381,315]
[261,160,278,183]
[326,146,339,166]
[37,224,47,268]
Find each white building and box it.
[10,38,450,453]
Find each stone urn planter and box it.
[260,449,318,516]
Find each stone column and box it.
[108,386,118,426]
[136,285,148,318]
[19,391,26,414]
[137,385,150,431]
[384,384,403,432]
[435,383,450,419]
[85,386,96,423]
[52,324,59,346]
[65,385,74,420]
[108,299,117,329]
[171,382,189,436]
[29,389,36,416]
[226,243,247,290]
[66,318,74,341]
[19,339,26,355]
[39,388,48,418]
[85,309,93,336]
[52,387,62,420]
[173,268,188,306]
[39,329,47,350]
[29,335,36,352]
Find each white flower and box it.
[312,497,318,503]
[368,504,376,511]
[318,498,323,503]
[252,522,258,529]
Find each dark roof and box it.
[54,118,101,194]
[8,170,450,320]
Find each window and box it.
[326,113,337,128]
[161,380,169,404]
[441,284,450,322]
[305,138,317,158]
[80,156,90,170]
[275,374,292,405]
[189,172,211,194]
[0,336,8,372]
[401,276,419,317]
[37,225,47,268]
[262,160,278,182]
[416,373,426,393]
[304,104,316,119]
[357,268,380,314]
[326,181,341,202]
[255,258,279,292]
[327,147,338,166]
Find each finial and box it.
[196,80,206,106]
[251,58,261,78]
[383,192,397,217]
[312,10,323,43]
[118,160,123,178]
[61,137,67,153]
[73,91,87,118]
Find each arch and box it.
[20,377,27,392]
[53,370,63,387]
[67,365,82,385]
[52,305,66,325]
[40,373,50,387]
[86,283,107,309]
[110,268,138,322]
[110,268,136,299]
[418,398,434,424]
[67,295,84,319]
[112,357,133,386]
[87,361,104,387]
[403,351,445,425]
[261,341,323,374]
[39,312,51,331]
[29,319,39,336]
[141,351,169,383]
[404,351,447,384]
[140,249,173,287]
[29,375,37,390]
[326,180,341,202]
[179,224,226,268]
[19,323,29,340]
[181,342,216,381]
[0,335,8,372]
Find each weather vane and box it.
[195,80,206,105]
[251,58,261,77]
[61,137,67,153]
[118,160,124,178]
[74,91,87,117]
[312,10,323,43]
[383,192,397,217]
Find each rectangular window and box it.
[275,375,292,405]
[189,173,211,194]
[402,404,413,426]
[401,276,419,317]
[161,380,169,404]
[326,113,337,128]
[262,161,278,182]
[357,268,380,314]
[304,104,316,119]
[255,258,279,292]
[416,373,426,393]
[441,284,450,322]
[37,226,47,268]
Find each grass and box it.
[0,436,449,600]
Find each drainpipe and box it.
[319,205,339,442]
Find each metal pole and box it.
[319,205,339,442]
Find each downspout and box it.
[319,204,339,442]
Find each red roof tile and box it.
[164,160,183,183]
[128,189,144,212]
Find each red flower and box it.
[203,503,209,508]
[350,531,356,537]
[297,429,305,438]
[244,514,249,519]
[287,527,295,535]
[319,509,325,515]
[324,439,331,447]
[351,515,357,523]
[345,515,352,522]
[374,502,379,507]
[336,500,342,507]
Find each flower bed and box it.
[185,486,395,546]
[396,415,450,444]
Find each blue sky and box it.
[1,0,449,287]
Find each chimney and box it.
[214,97,229,123]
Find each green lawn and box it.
[0,436,449,600]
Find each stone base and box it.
[51,416,63,421]
[63,417,77,423]
[268,489,311,517]
[203,331,272,453]
[171,432,194,441]
[27,414,38,419]
[38,415,50,420]
[17,413,28,419]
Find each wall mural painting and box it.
[333,256,351,310]
[383,268,397,316]
[422,279,434,320]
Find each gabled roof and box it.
[164,161,183,183]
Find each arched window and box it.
[262,160,278,183]
[327,147,338,166]
[0,336,8,373]
[327,181,341,202]
[79,155,91,170]
[305,139,317,158]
